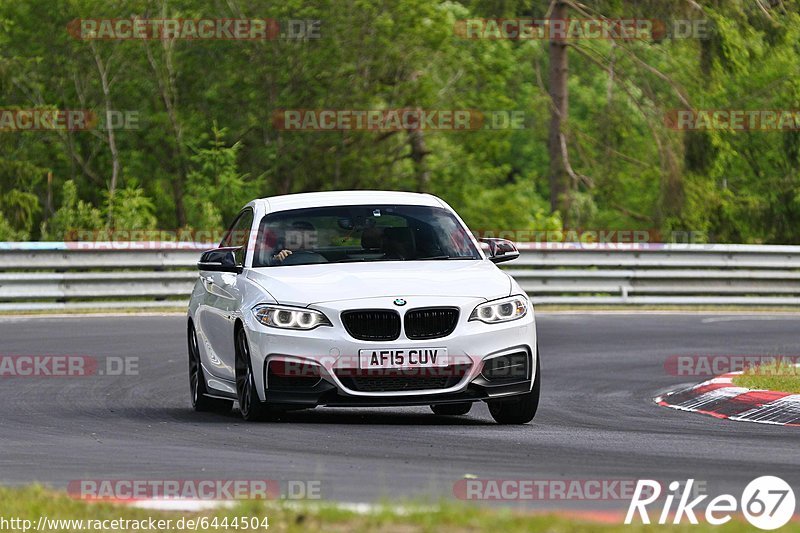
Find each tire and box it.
[188,323,233,413]
[430,402,472,416]
[488,347,540,425]
[235,327,272,421]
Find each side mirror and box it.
[480,238,520,264]
[197,247,243,273]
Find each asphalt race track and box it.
[1,313,798,510]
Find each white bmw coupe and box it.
[188,190,539,424]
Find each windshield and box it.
[252,204,480,267]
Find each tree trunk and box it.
[90,43,120,202]
[408,128,430,192]
[145,36,187,227]
[547,1,570,220]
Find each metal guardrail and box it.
[1,242,799,310]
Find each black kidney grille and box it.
[341,310,401,341]
[404,307,459,340]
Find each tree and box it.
[547,0,571,219]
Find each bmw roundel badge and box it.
[393,298,407,306]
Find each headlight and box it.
[469,295,528,324]
[253,305,332,330]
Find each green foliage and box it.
[185,127,250,228]
[0,212,26,240]
[0,189,40,240]
[41,181,104,240]
[1,0,799,243]
[106,183,158,231]
[450,182,561,234]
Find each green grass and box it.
[733,360,800,394]
[0,486,795,532]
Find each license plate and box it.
[358,348,448,369]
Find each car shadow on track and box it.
[250,408,498,426]
[118,406,497,426]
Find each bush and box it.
[185,126,250,228]
[0,211,27,240]
[106,183,158,232]
[40,181,103,240]
[0,189,40,240]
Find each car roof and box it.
[252,190,445,213]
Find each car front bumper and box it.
[240,295,538,406]
[263,377,535,408]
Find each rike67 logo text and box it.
[626,477,796,530]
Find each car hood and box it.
[246,260,512,306]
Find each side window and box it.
[220,209,254,265]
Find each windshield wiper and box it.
[416,255,476,260]
[329,256,476,263]
[330,257,392,263]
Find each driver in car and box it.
[271,220,317,264]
